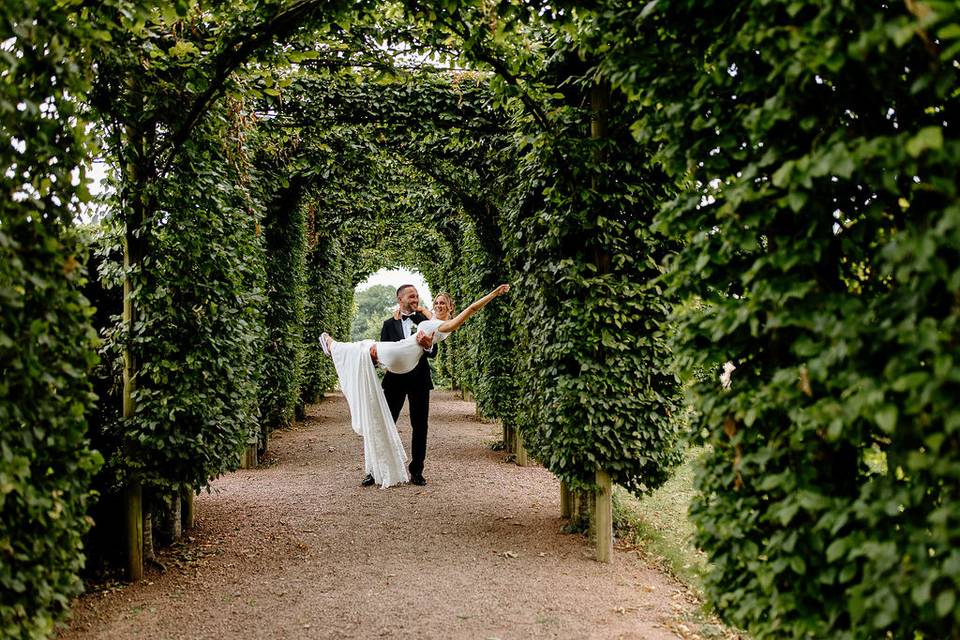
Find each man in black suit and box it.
[372,284,435,486]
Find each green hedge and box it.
[502,53,683,494]
[0,3,107,636]
[301,227,353,404]
[94,117,265,493]
[591,1,960,636]
[257,177,307,434]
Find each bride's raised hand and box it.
[495,284,511,296]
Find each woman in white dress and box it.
[320,284,511,487]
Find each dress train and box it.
[330,340,409,488]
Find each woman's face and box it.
[433,297,451,320]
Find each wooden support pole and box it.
[259,430,268,459]
[589,81,614,565]
[143,506,154,562]
[123,189,145,581]
[125,482,143,581]
[514,429,529,467]
[595,469,613,563]
[165,492,182,542]
[240,437,258,469]
[181,488,195,531]
[560,481,571,519]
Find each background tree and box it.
[351,284,399,341]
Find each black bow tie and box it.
[401,313,415,320]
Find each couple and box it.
[321,283,510,488]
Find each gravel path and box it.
[60,391,698,640]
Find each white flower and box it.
[720,361,736,389]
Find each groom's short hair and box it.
[396,284,416,297]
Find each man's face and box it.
[397,286,419,313]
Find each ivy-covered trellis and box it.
[4,1,958,639]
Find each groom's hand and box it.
[415,331,432,350]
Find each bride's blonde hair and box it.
[434,292,455,313]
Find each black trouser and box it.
[384,385,430,477]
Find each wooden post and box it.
[258,425,269,459]
[143,507,154,562]
[240,436,258,469]
[514,429,529,467]
[165,492,182,542]
[589,81,614,565]
[560,481,571,518]
[181,488,195,530]
[503,425,515,454]
[123,173,146,581]
[125,482,143,581]
[595,469,613,563]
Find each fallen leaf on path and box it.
[501,551,518,558]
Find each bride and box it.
[320,284,511,487]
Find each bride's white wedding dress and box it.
[329,319,450,488]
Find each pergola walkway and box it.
[61,392,697,640]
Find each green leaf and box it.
[936,589,956,618]
[875,405,898,434]
[826,538,848,562]
[905,127,943,158]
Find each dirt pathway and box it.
[61,391,698,640]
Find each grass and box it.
[612,447,744,639]
[613,447,706,593]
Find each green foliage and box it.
[496,35,683,496]
[19,5,960,640]
[351,284,396,341]
[301,230,354,404]
[257,180,307,433]
[601,1,960,637]
[93,110,265,494]
[0,1,123,635]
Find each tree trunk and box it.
[181,488,195,531]
[560,481,571,519]
[159,492,182,544]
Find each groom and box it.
[373,284,435,486]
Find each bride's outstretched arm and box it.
[437,284,510,334]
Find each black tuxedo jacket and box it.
[380,312,435,392]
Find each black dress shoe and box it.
[410,474,427,486]
[361,473,375,486]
